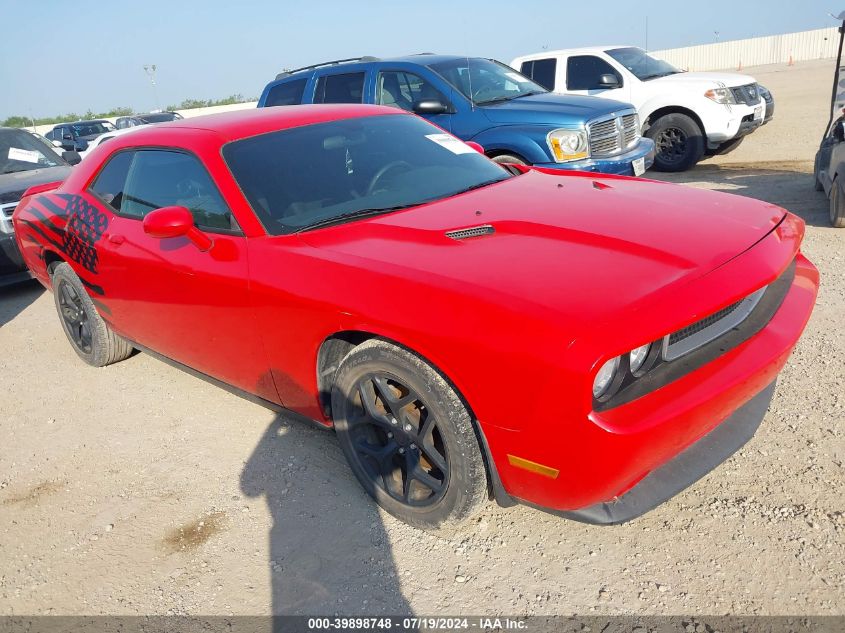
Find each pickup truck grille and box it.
[0,202,18,235]
[730,83,761,105]
[588,112,640,157]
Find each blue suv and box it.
[257,55,655,176]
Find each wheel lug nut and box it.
[390,418,398,425]
[398,448,405,454]
[404,424,413,432]
[387,432,393,439]
[410,443,417,450]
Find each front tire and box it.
[51,263,133,366]
[646,113,705,172]
[490,153,528,166]
[830,178,845,228]
[331,339,488,530]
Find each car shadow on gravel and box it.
[241,413,411,620]
[0,280,43,329]
[649,161,831,228]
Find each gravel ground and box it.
[1,60,843,617]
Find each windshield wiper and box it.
[476,90,546,106]
[641,71,679,80]
[295,204,418,232]
[448,177,509,197]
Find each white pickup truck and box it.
[511,46,773,172]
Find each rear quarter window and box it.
[264,78,308,106]
[520,58,556,91]
[314,72,365,104]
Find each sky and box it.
[0,0,839,120]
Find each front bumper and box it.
[533,137,655,176]
[541,381,776,524]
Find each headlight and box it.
[704,87,736,104]
[547,128,589,163]
[629,344,651,374]
[592,356,620,398]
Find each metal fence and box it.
[650,27,839,71]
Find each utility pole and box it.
[143,64,161,112]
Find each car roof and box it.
[59,119,111,126]
[274,54,497,80]
[108,104,405,144]
[514,46,633,59]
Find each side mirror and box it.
[142,205,213,252]
[597,73,621,89]
[62,133,73,140]
[62,151,82,166]
[465,141,485,154]
[413,100,450,115]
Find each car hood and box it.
[481,93,632,126]
[0,165,71,204]
[652,71,757,89]
[300,169,784,326]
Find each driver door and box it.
[563,55,629,102]
[89,147,270,395]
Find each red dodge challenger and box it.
[13,105,818,530]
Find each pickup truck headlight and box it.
[547,128,589,163]
[704,87,737,105]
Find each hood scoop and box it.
[445,224,495,241]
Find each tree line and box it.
[1,95,253,128]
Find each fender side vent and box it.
[445,224,495,240]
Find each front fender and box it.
[470,125,559,164]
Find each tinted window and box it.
[139,112,182,123]
[566,55,622,90]
[222,114,511,235]
[0,129,65,174]
[265,78,308,107]
[89,151,134,211]
[71,121,114,137]
[519,58,556,91]
[120,150,235,231]
[376,71,447,111]
[314,72,365,104]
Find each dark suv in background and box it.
[44,119,116,152]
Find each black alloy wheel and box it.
[654,127,689,167]
[348,372,449,507]
[57,277,92,354]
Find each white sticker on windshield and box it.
[425,134,476,155]
[505,71,532,83]
[8,147,41,164]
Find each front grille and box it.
[662,286,767,361]
[730,83,760,105]
[588,112,640,157]
[445,225,495,240]
[0,202,18,235]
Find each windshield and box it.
[1,129,65,174]
[223,114,511,234]
[606,47,682,80]
[429,58,547,105]
[71,121,116,137]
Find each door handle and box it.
[108,234,125,245]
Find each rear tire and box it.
[830,178,845,228]
[331,339,488,531]
[51,263,133,366]
[646,113,705,172]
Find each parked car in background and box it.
[1,127,72,285]
[258,55,655,176]
[511,47,771,171]
[45,119,117,152]
[13,106,817,529]
[813,112,845,227]
[29,131,65,153]
[115,111,183,129]
[78,126,143,160]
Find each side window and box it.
[265,78,307,106]
[121,150,235,231]
[89,150,135,212]
[116,118,127,129]
[566,56,622,90]
[376,71,446,111]
[314,72,365,104]
[520,58,556,91]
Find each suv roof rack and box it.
[275,56,379,80]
